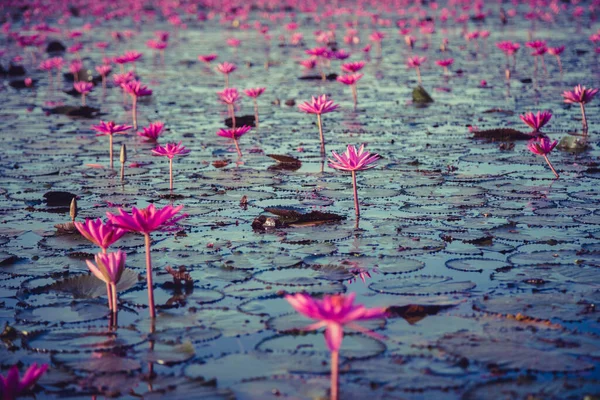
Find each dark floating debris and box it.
[43,191,77,207]
[298,73,338,81]
[224,114,255,128]
[45,105,102,118]
[471,128,532,141]
[252,207,345,230]
[267,154,302,171]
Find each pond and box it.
[1,1,599,399]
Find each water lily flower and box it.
[216,62,236,87]
[527,137,559,179]
[407,56,426,85]
[341,61,365,73]
[91,121,132,168]
[217,88,241,128]
[217,126,252,157]
[121,80,152,129]
[107,204,185,319]
[137,121,164,142]
[151,142,191,190]
[562,84,598,133]
[0,363,48,400]
[519,111,552,133]
[74,218,126,251]
[298,95,340,155]
[337,73,363,108]
[86,251,126,314]
[329,144,380,217]
[73,81,93,106]
[286,292,387,400]
[243,88,266,128]
[435,58,454,75]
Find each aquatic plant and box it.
[407,55,426,85]
[0,363,48,400]
[74,218,126,251]
[547,46,565,72]
[121,80,152,129]
[217,88,241,129]
[95,64,112,91]
[243,87,266,128]
[562,84,598,133]
[73,81,93,106]
[519,111,552,133]
[435,58,454,75]
[337,73,363,108]
[286,293,387,400]
[107,204,185,319]
[328,144,380,217]
[91,120,132,168]
[527,137,560,179]
[341,61,365,73]
[137,121,164,142]
[217,126,252,157]
[298,95,340,155]
[151,142,191,191]
[216,62,237,87]
[86,251,126,314]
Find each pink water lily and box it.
[298,95,340,155]
[92,121,132,168]
[86,250,126,314]
[216,62,237,87]
[217,126,252,157]
[0,364,48,400]
[151,142,191,190]
[74,218,126,251]
[329,144,380,217]
[217,88,240,129]
[121,80,152,129]
[107,204,185,318]
[73,81,93,106]
[341,61,365,73]
[337,73,364,108]
[562,84,598,133]
[519,111,552,132]
[435,58,454,75]
[407,56,426,85]
[286,292,387,400]
[243,88,266,128]
[527,137,559,179]
[137,121,164,142]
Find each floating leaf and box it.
[184,352,330,386]
[435,331,593,372]
[369,275,475,296]
[48,269,140,298]
[256,333,386,359]
[472,293,599,322]
[53,352,142,373]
